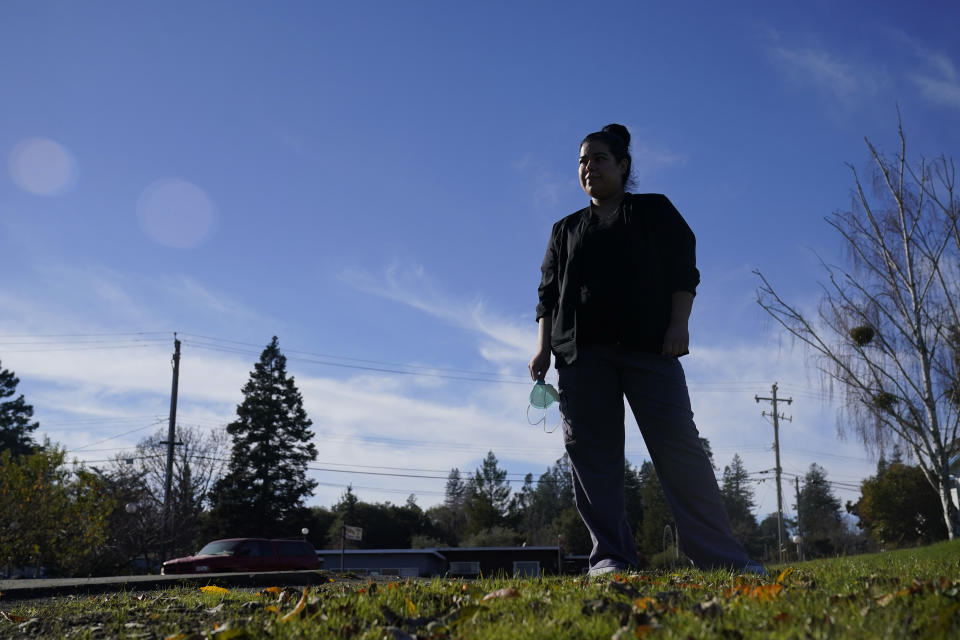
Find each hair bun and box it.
[602,124,630,146]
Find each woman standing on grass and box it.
[529,123,765,576]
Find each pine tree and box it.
[0,361,40,457]
[444,468,467,510]
[721,454,760,555]
[638,460,674,559]
[624,459,644,542]
[463,451,512,534]
[207,337,317,537]
[798,463,844,557]
[426,469,468,545]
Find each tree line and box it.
[3,339,948,577]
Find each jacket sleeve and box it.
[658,195,700,296]
[535,221,561,321]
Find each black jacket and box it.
[536,193,700,366]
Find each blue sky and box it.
[2,1,959,522]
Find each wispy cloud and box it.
[770,45,884,108]
[904,40,960,110]
[631,143,688,179]
[340,262,535,370]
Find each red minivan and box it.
[161,538,319,575]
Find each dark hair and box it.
[581,124,634,189]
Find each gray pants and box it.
[559,345,752,572]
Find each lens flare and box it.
[8,138,78,196]
[136,178,217,249]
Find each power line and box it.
[0,344,158,353]
[181,339,529,385]
[179,332,528,380]
[0,331,170,339]
[68,418,168,452]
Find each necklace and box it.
[591,199,622,220]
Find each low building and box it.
[315,549,446,578]
[440,546,559,577]
[315,546,564,578]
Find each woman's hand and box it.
[662,291,693,356]
[528,349,551,381]
[661,322,689,357]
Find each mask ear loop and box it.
[527,404,562,434]
[526,404,546,427]
[543,414,561,434]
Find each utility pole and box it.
[794,476,804,562]
[755,382,792,564]
[160,334,181,563]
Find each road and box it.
[0,569,336,602]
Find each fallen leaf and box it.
[751,584,783,602]
[1,611,27,623]
[278,587,309,623]
[773,612,789,624]
[200,585,229,594]
[482,587,520,601]
[876,589,910,607]
[633,597,656,611]
[673,582,704,589]
[776,568,794,584]
[258,587,282,595]
[210,626,247,639]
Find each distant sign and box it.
[344,525,363,541]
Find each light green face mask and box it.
[529,379,559,409]
[527,380,561,433]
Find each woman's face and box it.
[579,141,627,200]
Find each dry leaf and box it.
[633,597,656,611]
[210,626,246,639]
[776,568,794,584]
[1,611,27,623]
[405,596,417,614]
[482,587,521,601]
[200,585,229,594]
[278,587,309,623]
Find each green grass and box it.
[2,540,959,639]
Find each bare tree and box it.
[756,114,960,539]
[108,424,228,558]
